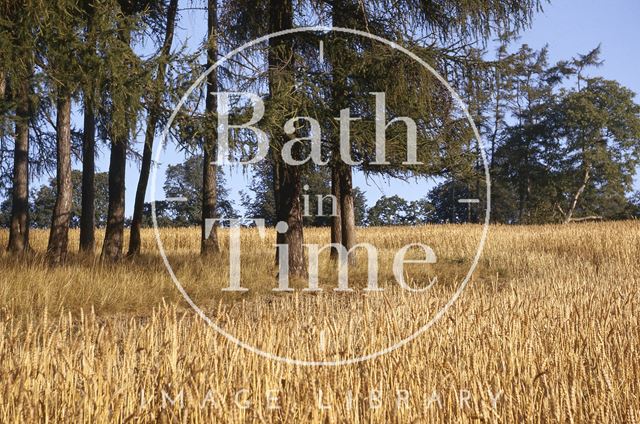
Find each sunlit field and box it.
[0,222,638,422]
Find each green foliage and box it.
[489,46,640,223]
[367,195,433,226]
[144,156,236,227]
[0,171,109,229]
[559,78,640,187]
[426,180,479,224]
[241,162,367,226]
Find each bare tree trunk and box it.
[271,155,282,264]
[272,156,281,226]
[277,160,307,277]
[102,25,131,262]
[564,167,590,224]
[80,97,96,253]
[101,137,126,261]
[129,0,178,256]
[339,164,356,260]
[201,0,220,255]
[330,163,341,259]
[269,0,306,277]
[0,68,6,141]
[80,0,96,254]
[568,215,602,223]
[47,92,72,264]
[0,69,5,103]
[127,121,152,256]
[7,70,30,254]
[332,0,357,257]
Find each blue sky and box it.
[75,0,640,215]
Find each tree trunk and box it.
[102,25,131,262]
[80,0,96,254]
[339,164,356,261]
[271,155,282,264]
[201,0,220,255]
[332,0,357,257]
[269,0,306,277]
[277,159,307,277]
[101,136,127,261]
[564,167,590,224]
[271,156,281,227]
[567,215,602,223]
[0,69,5,103]
[7,70,30,254]
[329,163,341,259]
[129,0,178,256]
[47,92,73,264]
[127,122,152,256]
[80,96,96,253]
[0,68,6,141]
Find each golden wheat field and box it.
[0,222,638,423]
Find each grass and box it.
[0,222,638,422]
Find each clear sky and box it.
[84,0,640,215]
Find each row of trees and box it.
[1,0,638,275]
[10,150,636,229]
[0,171,109,229]
[0,163,234,229]
[1,0,182,263]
